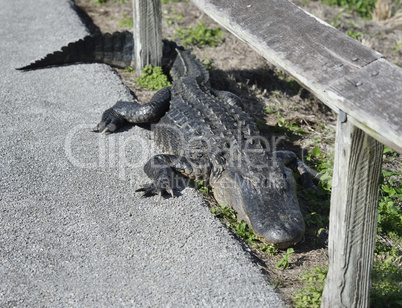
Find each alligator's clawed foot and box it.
[91,108,127,134]
[136,177,175,199]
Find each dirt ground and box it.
[75,0,401,306]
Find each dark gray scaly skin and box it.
[92,49,317,249]
[17,31,179,73]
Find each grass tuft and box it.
[136,65,171,90]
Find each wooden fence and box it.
[132,0,402,307]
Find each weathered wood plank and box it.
[321,117,383,307]
[190,0,402,153]
[132,0,162,76]
[329,59,402,153]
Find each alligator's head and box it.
[211,164,305,249]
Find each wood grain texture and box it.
[133,0,163,76]
[190,0,402,153]
[321,118,383,308]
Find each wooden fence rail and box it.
[132,0,402,307]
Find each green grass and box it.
[346,29,364,40]
[209,203,279,255]
[265,106,306,138]
[293,265,328,308]
[276,248,295,270]
[135,65,171,90]
[321,0,376,18]
[371,244,402,307]
[174,22,223,48]
[118,14,133,28]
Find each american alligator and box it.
[18,31,316,248]
[89,42,315,249]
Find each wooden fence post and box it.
[132,0,162,76]
[321,113,383,307]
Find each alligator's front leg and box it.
[136,154,195,198]
[274,150,317,190]
[92,87,171,134]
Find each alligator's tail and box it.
[17,31,135,70]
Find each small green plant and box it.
[267,110,305,137]
[259,243,279,256]
[93,0,107,4]
[210,204,237,222]
[123,66,135,73]
[346,30,364,40]
[196,180,211,195]
[201,58,214,71]
[136,65,171,90]
[378,170,402,237]
[210,205,256,243]
[394,42,402,54]
[293,265,328,308]
[371,246,402,308]
[306,146,334,190]
[373,235,402,306]
[276,248,294,270]
[321,0,376,18]
[210,204,279,253]
[175,22,223,47]
[235,221,258,244]
[118,14,133,28]
[165,10,183,26]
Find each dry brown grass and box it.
[372,0,392,22]
[372,0,402,29]
[384,10,402,27]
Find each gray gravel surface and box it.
[0,0,286,306]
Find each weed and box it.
[118,14,133,28]
[267,110,305,137]
[305,146,334,190]
[135,65,171,90]
[264,105,279,114]
[196,180,211,195]
[123,66,135,73]
[210,205,256,243]
[164,9,183,26]
[371,251,402,307]
[201,58,214,71]
[378,170,402,237]
[175,22,223,48]
[394,42,402,54]
[210,204,279,254]
[346,29,364,40]
[276,248,295,270]
[259,243,279,256]
[321,0,376,18]
[235,221,258,244]
[210,204,237,222]
[293,265,328,308]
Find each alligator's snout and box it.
[261,221,305,249]
[212,168,305,248]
